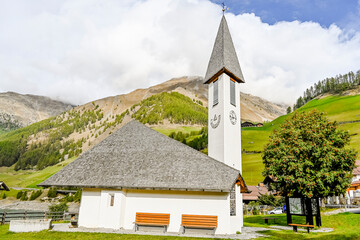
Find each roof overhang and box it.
[204,68,245,84]
[37,183,234,193]
[235,174,250,193]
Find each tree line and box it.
[293,70,360,110]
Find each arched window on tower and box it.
[213,80,218,106]
[230,78,236,106]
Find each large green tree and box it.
[262,110,357,198]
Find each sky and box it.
[1,0,360,105]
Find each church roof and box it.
[39,120,247,192]
[204,16,245,84]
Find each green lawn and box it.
[0,225,223,240]
[0,212,358,239]
[245,212,360,240]
[0,157,76,188]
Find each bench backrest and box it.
[181,214,218,228]
[135,212,170,225]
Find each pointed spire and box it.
[204,16,245,84]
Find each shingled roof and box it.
[39,121,247,192]
[204,16,245,84]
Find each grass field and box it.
[152,126,203,136]
[0,157,76,188]
[0,212,358,239]
[242,153,264,185]
[244,212,360,240]
[0,225,218,240]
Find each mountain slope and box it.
[80,76,286,124]
[0,92,74,131]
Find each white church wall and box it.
[78,188,101,228]
[78,189,126,229]
[122,189,237,234]
[98,190,124,229]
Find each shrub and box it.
[16,191,23,199]
[74,189,82,202]
[48,202,68,219]
[20,191,28,201]
[30,190,43,200]
[47,187,57,198]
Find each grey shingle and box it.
[39,121,245,192]
[204,16,245,84]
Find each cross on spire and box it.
[222,2,228,15]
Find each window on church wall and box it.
[213,80,218,106]
[230,79,236,106]
[230,186,236,216]
[109,194,114,207]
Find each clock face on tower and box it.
[229,110,237,125]
[210,114,221,129]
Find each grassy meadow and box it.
[152,126,202,136]
[0,212,358,239]
[245,212,360,240]
[0,157,76,189]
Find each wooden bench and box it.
[134,212,170,232]
[263,217,279,224]
[288,223,315,233]
[181,214,218,234]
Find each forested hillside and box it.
[0,92,206,171]
[132,92,207,125]
[294,70,360,109]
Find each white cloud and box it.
[0,0,360,105]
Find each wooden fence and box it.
[0,211,78,224]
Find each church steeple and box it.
[204,16,245,84]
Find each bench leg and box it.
[307,227,310,233]
[164,225,166,233]
[293,226,297,232]
[134,224,138,232]
[265,219,268,224]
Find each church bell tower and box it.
[204,15,245,172]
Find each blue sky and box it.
[211,0,360,30]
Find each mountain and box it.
[78,76,287,124]
[0,92,74,131]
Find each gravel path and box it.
[52,224,269,239]
[269,225,333,233]
[323,208,360,215]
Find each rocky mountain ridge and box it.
[0,92,74,131]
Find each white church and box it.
[40,15,248,235]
